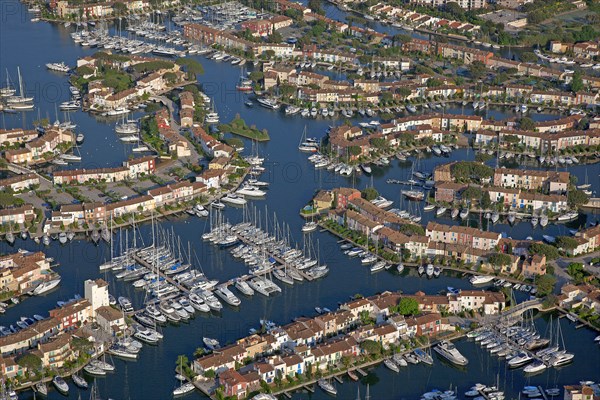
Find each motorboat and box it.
[52,376,69,395]
[221,194,247,205]
[214,286,241,306]
[426,264,434,278]
[118,296,134,313]
[436,207,447,216]
[470,275,494,285]
[234,279,254,296]
[523,361,547,373]
[384,358,399,372]
[370,261,386,273]
[508,352,533,368]
[434,340,468,366]
[32,278,61,295]
[203,337,220,350]
[46,62,70,73]
[188,293,211,313]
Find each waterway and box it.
[1,2,600,399]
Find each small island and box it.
[219,115,270,142]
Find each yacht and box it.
[236,185,266,198]
[59,100,80,110]
[247,276,281,296]
[470,275,495,285]
[318,379,337,395]
[221,194,247,205]
[301,221,318,233]
[414,348,434,365]
[76,133,84,144]
[118,296,134,313]
[384,358,400,372]
[434,340,468,366]
[507,352,533,368]
[214,286,241,306]
[523,361,547,373]
[173,382,195,396]
[256,97,279,109]
[370,261,386,273]
[203,337,220,350]
[401,189,424,201]
[557,211,579,222]
[46,62,70,73]
[188,293,211,313]
[234,279,254,296]
[436,207,447,216]
[52,376,69,395]
[32,278,61,295]
[426,264,434,278]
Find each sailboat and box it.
[6,67,34,107]
[298,125,318,152]
[0,69,16,97]
[173,357,195,396]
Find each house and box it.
[218,369,260,399]
[95,305,127,334]
[426,222,501,250]
[310,337,358,370]
[522,254,547,278]
[563,384,599,400]
[48,299,93,331]
[34,333,75,369]
[405,313,445,337]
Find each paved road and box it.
[552,249,600,285]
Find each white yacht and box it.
[434,340,468,366]
[203,337,220,350]
[214,286,241,306]
[32,278,61,295]
[236,185,266,198]
[188,293,210,313]
[470,275,495,285]
[301,221,318,233]
[507,352,533,368]
[234,279,254,296]
[221,194,247,205]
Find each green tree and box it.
[568,189,589,208]
[519,117,536,131]
[481,191,492,209]
[17,353,42,371]
[175,58,205,76]
[468,61,487,80]
[571,71,584,92]
[535,274,556,297]
[567,262,585,281]
[395,297,419,316]
[488,253,512,269]
[361,187,379,201]
[360,340,383,356]
[556,236,579,251]
[529,243,560,260]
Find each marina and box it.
[1,1,600,399]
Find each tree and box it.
[519,117,536,131]
[268,31,283,43]
[396,297,419,316]
[571,71,584,92]
[535,274,556,297]
[17,353,42,372]
[567,262,585,282]
[462,186,483,200]
[529,242,560,260]
[360,340,383,356]
[176,58,204,76]
[348,146,362,156]
[361,187,379,201]
[556,236,579,251]
[519,52,537,63]
[468,61,487,80]
[308,0,324,14]
[481,191,492,209]
[113,1,127,15]
[568,189,589,208]
[488,253,512,268]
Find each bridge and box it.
[584,198,600,209]
[498,299,544,322]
